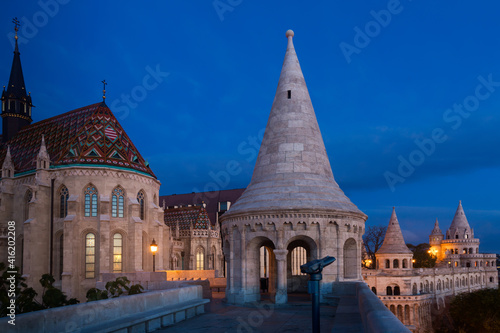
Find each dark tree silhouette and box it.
[363,225,387,268]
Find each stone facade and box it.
[164,206,223,275]
[0,163,167,300]
[363,204,498,332]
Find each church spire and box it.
[223,30,365,216]
[2,18,33,143]
[377,208,412,254]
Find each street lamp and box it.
[150,239,158,272]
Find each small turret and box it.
[36,135,50,170]
[376,208,413,270]
[429,218,444,244]
[446,201,473,240]
[1,145,14,178]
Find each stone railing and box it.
[0,285,209,333]
[356,282,411,333]
[331,281,410,333]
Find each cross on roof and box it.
[101,79,107,101]
[13,17,20,39]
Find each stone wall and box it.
[0,285,205,333]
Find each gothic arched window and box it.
[111,186,125,218]
[113,233,123,273]
[196,247,205,270]
[59,186,69,218]
[137,190,145,220]
[85,233,96,278]
[84,185,98,217]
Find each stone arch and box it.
[393,259,399,268]
[371,286,377,294]
[404,305,410,324]
[245,236,277,302]
[286,235,318,293]
[402,259,408,268]
[394,285,401,295]
[397,305,403,322]
[343,238,357,279]
[412,283,418,295]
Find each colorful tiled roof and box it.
[159,189,245,226]
[0,102,155,177]
[164,206,211,230]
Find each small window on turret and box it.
[287,90,291,99]
[465,234,468,239]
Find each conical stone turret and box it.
[224,30,363,217]
[377,208,412,255]
[220,30,367,305]
[447,201,473,239]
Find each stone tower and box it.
[220,30,367,304]
[1,23,33,143]
[429,218,444,261]
[375,208,413,270]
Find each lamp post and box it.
[150,239,158,272]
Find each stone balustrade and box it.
[0,285,209,333]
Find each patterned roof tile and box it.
[0,102,155,177]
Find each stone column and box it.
[274,249,288,304]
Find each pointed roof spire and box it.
[2,145,14,168]
[449,200,470,229]
[431,218,443,236]
[4,17,28,100]
[36,134,50,169]
[377,207,412,254]
[223,30,365,216]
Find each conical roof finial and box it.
[222,30,365,216]
[431,218,443,235]
[377,207,412,254]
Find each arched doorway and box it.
[344,238,357,279]
[286,236,318,293]
[246,236,277,302]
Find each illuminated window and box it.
[260,246,269,278]
[59,186,69,218]
[113,233,123,273]
[112,187,125,218]
[291,247,307,276]
[85,233,96,278]
[196,247,204,270]
[137,190,145,220]
[84,185,98,217]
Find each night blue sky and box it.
[2,1,499,253]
